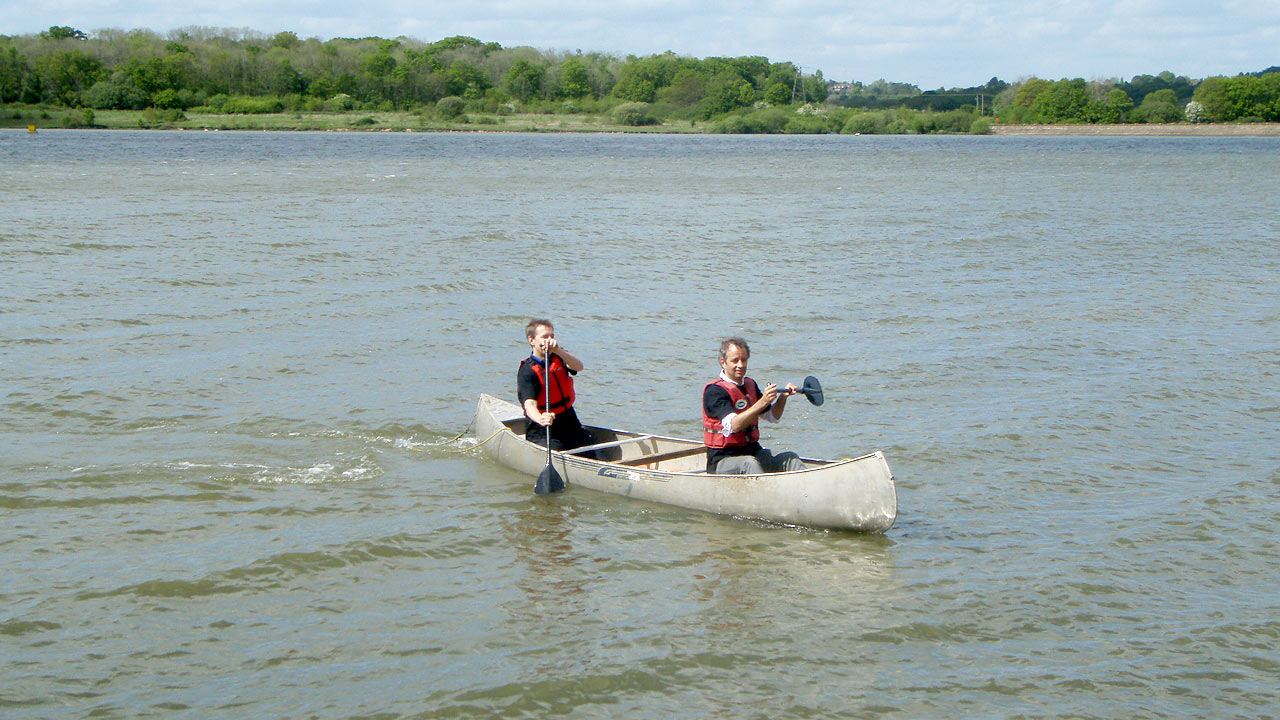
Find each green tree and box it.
[1013,78,1050,108]
[557,57,591,99]
[1192,77,1230,121]
[1031,78,1089,121]
[503,59,545,101]
[34,49,103,105]
[445,59,489,99]
[0,45,39,103]
[802,70,828,102]
[40,26,87,41]
[1133,88,1183,123]
[763,82,792,105]
[1096,88,1134,122]
[704,70,755,116]
[613,74,656,102]
[271,31,300,49]
[659,69,706,106]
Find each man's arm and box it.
[523,399,554,427]
[539,337,583,372]
[729,383,782,432]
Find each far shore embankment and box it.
[991,123,1280,137]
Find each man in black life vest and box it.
[702,337,807,474]
[517,318,594,451]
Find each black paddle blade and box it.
[534,465,565,495]
[802,376,823,406]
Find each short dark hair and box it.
[525,319,553,339]
[719,337,749,362]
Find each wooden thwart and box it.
[567,434,654,455]
[617,445,706,467]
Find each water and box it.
[3,129,1278,718]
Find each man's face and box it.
[720,344,749,384]
[529,325,554,354]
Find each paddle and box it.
[778,375,824,406]
[533,345,565,495]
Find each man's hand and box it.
[759,383,780,406]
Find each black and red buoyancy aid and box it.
[528,354,576,413]
[702,378,761,448]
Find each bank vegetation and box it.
[3,26,1278,134]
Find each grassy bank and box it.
[991,123,1280,136]
[1,105,703,133]
[6,104,1279,136]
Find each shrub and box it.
[1132,101,1182,123]
[708,108,791,134]
[969,117,993,134]
[139,107,187,127]
[152,88,183,109]
[326,93,356,112]
[437,96,466,119]
[83,80,148,110]
[784,115,829,134]
[842,113,881,134]
[612,102,659,126]
[222,96,284,114]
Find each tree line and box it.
[2,26,1278,130]
[0,27,823,120]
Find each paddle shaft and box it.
[544,345,553,467]
[767,376,823,406]
[533,343,565,494]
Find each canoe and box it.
[472,394,897,532]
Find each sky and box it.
[4,0,1278,88]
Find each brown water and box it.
[3,129,1278,718]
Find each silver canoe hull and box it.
[473,394,897,532]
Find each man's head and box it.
[719,337,750,384]
[526,319,554,355]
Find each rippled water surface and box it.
[3,129,1279,718]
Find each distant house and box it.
[827,83,856,94]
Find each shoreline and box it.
[9,112,1280,137]
[991,123,1280,137]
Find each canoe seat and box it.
[567,435,654,455]
[617,445,706,467]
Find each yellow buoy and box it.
[28,124,38,134]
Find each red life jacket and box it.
[702,378,761,448]
[528,354,575,413]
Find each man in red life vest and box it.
[702,337,807,474]
[517,319,594,452]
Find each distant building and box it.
[827,83,856,94]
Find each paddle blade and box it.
[534,464,565,494]
[802,376,823,406]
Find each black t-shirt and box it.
[517,356,588,449]
[703,378,765,467]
